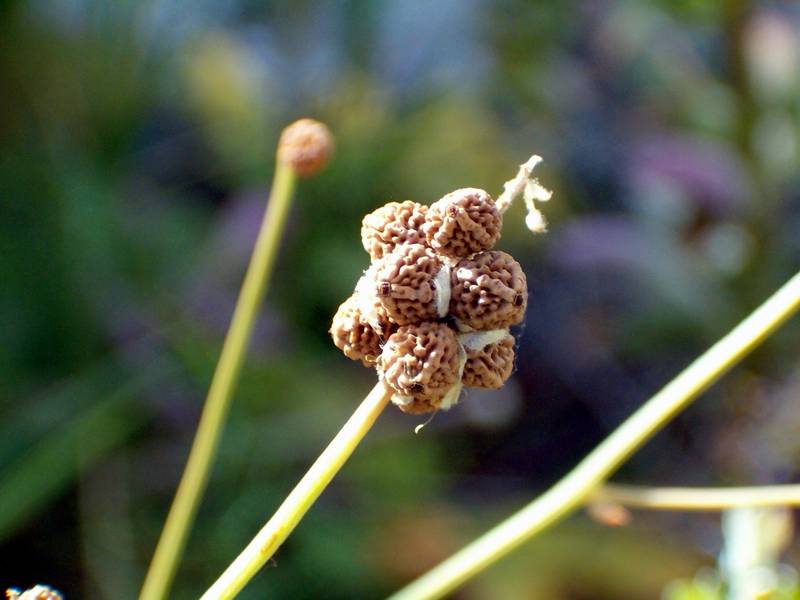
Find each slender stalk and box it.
[139,162,297,600]
[592,483,800,511]
[201,381,391,599]
[390,270,800,600]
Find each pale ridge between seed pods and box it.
[437,342,467,410]
[434,263,452,318]
[353,265,387,336]
[458,329,512,352]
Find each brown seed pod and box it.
[277,118,334,177]
[450,250,527,330]
[374,244,451,326]
[379,322,464,414]
[460,330,515,389]
[361,200,428,260]
[329,295,386,367]
[423,188,502,258]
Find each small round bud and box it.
[330,295,388,367]
[423,188,502,258]
[450,250,527,330]
[460,330,515,389]
[277,118,334,177]
[379,322,463,414]
[374,244,451,326]
[361,200,428,260]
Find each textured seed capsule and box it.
[361,200,428,260]
[277,118,334,177]
[450,250,527,330]
[379,322,463,414]
[423,188,502,258]
[460,330,516,389]
[374,244,451,326]
[329,295,386,367]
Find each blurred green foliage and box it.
[1,0,800,598]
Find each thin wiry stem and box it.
[390,270,800,600]
[139,162,297,600]
[592,483,800,511]
[201,381,391,600]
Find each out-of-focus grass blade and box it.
[0,361,125,468]
[0,366,170,541]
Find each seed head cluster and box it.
[330,186,529,414]
[6,586,63,600]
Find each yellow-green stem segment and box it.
[390,270,800,600]
[201,381,391,600]
[139,162,297,600]
[592,483,800,511]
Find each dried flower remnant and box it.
[379,322,464,414]
[496,155,552,232]
[6,586,63,600]
[277,118,334,177]
[450,251,527,331]
[330,296,386,366]
[460,330,516,389]
[374,244,451,326]
[424,188,502,258]
[361,200,428,260]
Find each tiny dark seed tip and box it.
[447,206,459,218]
[380,282,391,297]
[513,293,524,307]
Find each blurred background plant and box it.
[664,507,799,599]
[1,1,799,598]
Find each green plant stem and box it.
[139,162,296,600]
[592,483,800,511]
[201,381,391,600]
[390,270,800,600]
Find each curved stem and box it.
[201,381,391,600]
[139,163,297,600]
[592,483,800,511]
[390,270,800,600]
